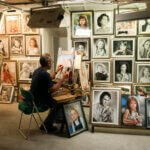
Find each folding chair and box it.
[18,88,49,140]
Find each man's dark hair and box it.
[99,91,111,105]
[39,54,50,67]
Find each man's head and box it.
[40,53,52,70]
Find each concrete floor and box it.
[0,103,150,150]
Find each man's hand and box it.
[56,65,63,73]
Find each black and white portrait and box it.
[73,38,90,60]
[114,59,133,83]
[138,19,150,35]
[112,38,135,57]
[92,88,120,126]
[137,37,150,60]
[146,98,150,128]
[0,36,9,59]
[93,60,110,83]
[137,63,150,83]
[92,37,109,58]
[94,11,114,35]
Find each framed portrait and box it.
[114,85,132,95]
[10,35,25,56]
[18,60,39,81]
[93,11,114,35]
[92,36,110,59]
[113,59,133,84]
[134,84,150,97]
[0,85,14,104]
[63,99,88,137]
[138,19,150,35]
[91,87,121,126]
[116,20,137,36]
[93,60,110,83]
[22,13,39,34]
[0,14,5,34]
[121,95,145,128]
[71,11,92,38]
[5,14,21,34]
[136,63,150,84]
[72,38,90,60]
[137,37,150,61]
[1,60,17,85]
[25,35,41,57]
[0,36,9,59]
[79,62,90,91]
[112,38,135,58]
[146,98,150,128]
[81,95,90,107]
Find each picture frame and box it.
[81,95,90,107]
[115,20,137,36]
[93,10,114,35]
[5,14,21,34]
[85,61,91,82]
[0,36,9,59]
[137,37,150,61]
[114,84,132,95]
[92,36,110,59]
[71,11,92,38]
[10,35,25,56]
[121,95,145,128]
[25,35,41,57]
[72,38,90,60]
[93,60,110,83]
[18,59,39,82]
[1,60,17,85]
[0,84,14,103]
[112,38,135,58]
[146,98,150,128]
[22,13,39,34]
[91,87,121,127]
[63,99,88,137]
[136,62,150,84]
[113,59,133,84]
[138,19,150,35]
[0,14,5,34]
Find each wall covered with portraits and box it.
[0,11,41,103]
[70,10,150,130]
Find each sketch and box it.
[138,19,150,35]
[0,36,9,59]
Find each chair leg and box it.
[32,114,40,128]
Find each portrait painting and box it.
[93,60,110,83]
[91,88,120,126]
[112,38,135,58]
[0,85,14,103]
[73,38,90,60]
[1,61,17,85]
[18,60,39,81]
[63,99,88,137]
[0,14,5,34]
[92,37,110,59]
[137,63,150,84]
[137,37,150,60]
[138,19,150,35]
[116,20,137,36]
[22,13,39,34]
[0,36,9,59]
[134,85,150,97]
[114,59,133,83]
[93,11,114,35]
[81,95,90,107]
[121,95,145,128]
[25,35,41,57]
[5,15,21,34]
[71,11,92,38]
[79,62,90,91]
[10,35,25,56]
[146,98,150,128]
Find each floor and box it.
[0,103,150,150]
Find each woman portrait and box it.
[94,11,113,34]
[26,36,41,56]
[112,39,134,57]
[72,12,92,37]
[10,35,24,56]
[138,38,150,60]
[138,65,150,83]
[93,38,109,58]
[114,60,132,83]
[139,19,150,34]
[0,37,9,58]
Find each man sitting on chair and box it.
[30,53,68,132]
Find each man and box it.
[30,53,68,132]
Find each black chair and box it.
[18,88,49,140]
